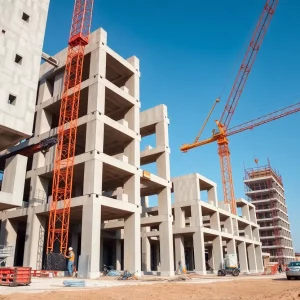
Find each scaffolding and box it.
[244,162,285,264]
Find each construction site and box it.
[0,0,299,298]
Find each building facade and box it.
[0,0,50,151]
[0,28,174,278]
[244,164,295,264]
[0,26,264,277]
[142,174,264,274]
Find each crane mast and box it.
[217,0,278,214]
[181,0,279,215]
[46,0,94,264]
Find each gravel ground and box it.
[0,275,299,300]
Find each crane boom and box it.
[181,100,300,151]
[227,101,300,136]
[220,0,279,129]
[46,0,94,260]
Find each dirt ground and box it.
[1,278,300,300]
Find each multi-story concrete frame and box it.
[0,27,174,278]
[244,165,295,264]
[0,0,50,151]
[143,174,264,274]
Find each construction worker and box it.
[65,247,75,276]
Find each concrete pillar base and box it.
[195,270,207,275]
[160,270,175,277]
[87,271,101,279]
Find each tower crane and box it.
[180,0,279,214]
[46,0,94,266]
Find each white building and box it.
[0,0,50,151]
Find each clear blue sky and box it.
[44,0,300,252]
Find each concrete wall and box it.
[0,0,50,150]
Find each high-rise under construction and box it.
[244,163,295,265]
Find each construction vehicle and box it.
[218,267,240,277]
[180,0,283,214]
[218,254,240,276]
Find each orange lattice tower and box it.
[46,0,94,267]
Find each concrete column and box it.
[174,207,185,228]
[141,197,151,272]
[156,242,160,271]
[212,236,223,272]
[123,174,140,275]
[210,212,221,231]
[158,188,174,276]
[156,120,170,180]
[174,236,185,271]
[238,241,249,273]
[85,119,104,152]
[125,56,140,100]
[124,137,139,167]
[227,239,237,256]
[244,225,253,240]
[193,231,206,274]
[232,218,239,236]
[188,248,194,270]
[80,196,101,278]
[87,82,106,115]
[1,155,27,206]
[29,175,48,205]
[242,205,250,221]
[190,203,206,274]
[89,29,107,79]
[141,235,151,272]
[34,109,51,136]
[23,210,46,269]
[116,239,122,271]
[249,207,257,223]
[207,247,214,271]
[252,227,260,241]
[100,237,103,269]
[0,219,17,266]
[255,245,264,272]
[124,212,140,275]
[224,217,233,234]
[247,243,257,273]
[71,232,79,267]
[83,159,103,195]
[125,104,140,136]
[37,78,53,104]
[207,186,218,206]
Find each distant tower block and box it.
[244,162,295,265]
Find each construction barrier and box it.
[31,270,59,277]
[262,263,278,275]
[0,267,31,286]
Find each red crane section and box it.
[47,0,94,256]
[220,0,279,129]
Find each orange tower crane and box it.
[46,0,94,260]
[180,0,279,214]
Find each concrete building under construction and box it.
[0,27,264,277]
[244,164,295,265]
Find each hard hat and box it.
[68,247,73,251]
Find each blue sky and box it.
[44,0,299,251]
